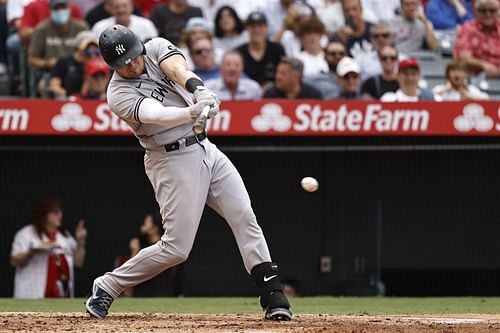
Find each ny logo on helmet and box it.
[115,44,126,55]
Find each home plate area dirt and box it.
[1,313,500,332]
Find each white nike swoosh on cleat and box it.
[263,275,277,282]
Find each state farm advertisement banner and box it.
[1,99,499,136]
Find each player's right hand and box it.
[189,100,213,119]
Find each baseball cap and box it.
[246,11,267,25]
[74,31,98,51]
[336,57,361,77]
[398,57,420,72]
[49,0,69,7]
[85,59,109,76]
[185,17,213,33]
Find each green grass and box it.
[1,297,500,314]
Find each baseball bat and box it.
[193,104,210,135]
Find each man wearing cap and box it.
[19,0,83,44]
[263,57,322,99]
[381,57,434,101]
[150,0,203,45]
[49,31,100,99]
[236,11,285,86]
[28,0,88,96]
[334,56,362,99]
[91,0,157,42]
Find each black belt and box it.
[164,132,206,152]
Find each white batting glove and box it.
[188,100,213,119]
[193,86,220,118]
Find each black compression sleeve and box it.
[185,77,204,93]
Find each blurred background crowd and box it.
[0,0,498,101]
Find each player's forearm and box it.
[139,98,192,126]
[159,54,200,88]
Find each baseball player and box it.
[85,25,292,321]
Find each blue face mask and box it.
[51,8,70,25]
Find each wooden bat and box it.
[192,104,210,135]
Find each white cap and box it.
[336,56,361,77]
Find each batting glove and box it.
[194,86,220,118]
[188,100,213,119]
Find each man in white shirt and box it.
[92,0,157,42]
[381,57,434,101]
[205,51,261,100]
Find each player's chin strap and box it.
[251,262,286,309]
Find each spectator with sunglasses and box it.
[49,31,100,99]
[189,36,220,81]
[361,45,400,99]
[453,0,500,77]
[352,21,399,79]
[303,41,345,99]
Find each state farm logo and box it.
[453,103,493,132]
[251,103,292,132]
[51,103,92,132]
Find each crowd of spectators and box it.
[0,0,498,101]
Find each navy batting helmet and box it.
[99,25,145,70]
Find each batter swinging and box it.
[85,25,292,321]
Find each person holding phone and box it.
[333,0,373,56]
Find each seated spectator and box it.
[433,59,489,101]
[334,0,374,57]
[19,0,83,44]
[150,0,203,45]
[189,36,220,81]
[295,17,329,77]
[319,0,379,35]
[361,45,400,99]
[426,0,473,31]
[236,11,285,86]
[361,0,401,21]
[453,0,500,77]
[353,21,398,80]
[85,0,142,27]
[213,5,248,53]
[334,56,362,99]
[390,0,438,53]
[303,41,345,99]
[273,2,325,57]
[28,0,88,96]
[10,195,87,299]
[92,0,157,42]
[381,57,434,101]
[49,31,100,99]
[80,58,110,99]
[263,57,322,99]
[205,51,262,100]
[179,17,221,70]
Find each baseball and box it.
[301,177,319,192]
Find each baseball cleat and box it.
[263,290,292,321]
[85,282,114,319]
[265,306,292,321]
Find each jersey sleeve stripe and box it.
[158,51,185,65]
[134,96,146,124]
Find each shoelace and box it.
[97,293,114,309]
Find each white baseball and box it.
[301,177,319,192]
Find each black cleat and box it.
[263,290,292,321]
[85,282,114,319]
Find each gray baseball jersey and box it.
[95,37,273,298]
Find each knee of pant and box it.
[164,246,189,266]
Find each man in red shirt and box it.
[453,0,500,77]
[20,0,83,44]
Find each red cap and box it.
[398,57,420,72]
[85,59,109,75]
